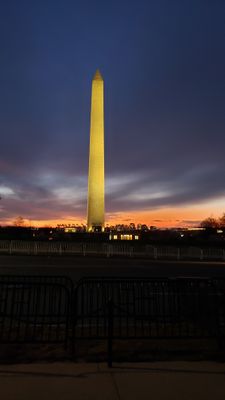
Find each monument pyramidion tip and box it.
[93,69,103,81]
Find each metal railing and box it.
[0,275,73,346]
[0,240,225,260]
[0,275,225,365]
[72,277,225,365]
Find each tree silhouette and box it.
[200,217,219,229]
[219,213,225,228]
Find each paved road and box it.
[0,255,225,282]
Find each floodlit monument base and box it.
[88,225,104,233]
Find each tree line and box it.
[200,213,225,229]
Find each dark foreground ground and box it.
[1,362,225,400]
[0,255,225,282]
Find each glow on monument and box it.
[87,70,105,231]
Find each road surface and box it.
[0,255,225,283]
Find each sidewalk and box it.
[0,361,225,400]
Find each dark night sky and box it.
[0,0,225,226]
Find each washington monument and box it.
[87,70,105,232]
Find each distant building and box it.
[109,233,139,241]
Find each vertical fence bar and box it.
[107,298,114,368]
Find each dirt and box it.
[0,338,224,364]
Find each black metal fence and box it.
[0,275,72,346]
[0,275,225,365]
[73,277,225,365]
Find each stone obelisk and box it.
[87,70,105,232]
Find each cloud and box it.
[0,185,15,197]
[1,158,225,225]
[0,170,87,223]
[181,220,202,225]
[105,162,225,213]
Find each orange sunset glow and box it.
[2,198,224,229]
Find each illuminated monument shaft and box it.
[87,70,105,231]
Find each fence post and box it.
[107,244,110,258]
[107,298,114,368]
[200,248,203,260]
[154,247,157,260]
[34,242,37,255]
[9,240,12,255]
[59,243,62,255]
[129,246,133,258]
[177,247,180,260]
